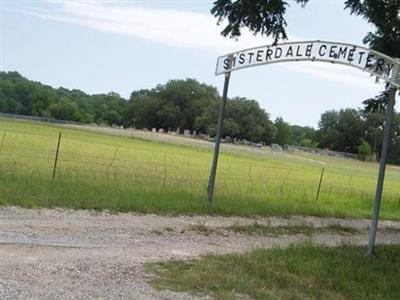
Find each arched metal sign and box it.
[207,40,399,256]
[216,40,400,87]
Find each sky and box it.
[0,0,392,127]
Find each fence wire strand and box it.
[0,128,398,201]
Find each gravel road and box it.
[1,206,399,299]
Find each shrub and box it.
[358,139,372,161]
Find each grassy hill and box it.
[1,117,399,219]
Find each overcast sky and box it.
[1,0,392,127]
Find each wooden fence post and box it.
[52,132,62,179]
[315,168,325,201]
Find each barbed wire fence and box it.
[0,127,390,203]
[0,113,83,125]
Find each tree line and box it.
[1,71,399,163]
[0,72,127,125]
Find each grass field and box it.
[146,244,400,299]
[1,117,400,219]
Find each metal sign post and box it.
[210,42,400,254]
[367,85,397,256]
[207,70,231,203]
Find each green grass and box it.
[184,223,215,235]
[221,223,360,236]
[1,117,400,219]
[383,227,400,233]
[180,223,360,236]
[146,244,400,299]
[148,223,360,236]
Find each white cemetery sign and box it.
[208,40,400,256]
[215,40,400,87]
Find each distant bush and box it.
[358,139,372,161]
[299,138,317,148]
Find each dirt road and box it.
[1,206,399,299]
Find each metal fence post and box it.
[52,132,62,179]
[367,86,397,256]
[315,168,325,201]
[163,153,167,185]
[207,69,232,203]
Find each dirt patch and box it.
[1,206,399,299]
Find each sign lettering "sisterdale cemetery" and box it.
[216,40,400,87]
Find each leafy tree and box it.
[10,70,400,164]
[194,97,276,143]
[336,109,365,153]
[388,136,400,165]
[273,117,292,146]
[363,90,390,113]
[291,125,316,145]
[157,79,219,131]
[212,0,399,56]
[0,91,8,112]
[317,110,341,150]
[362,110,385,154]
[226,97,275,142]
[49,98,82,121]
[157,103,182,130]
[318,109,364,153]
[125,95,161,129]
[347,0,400,112]
[387,112,400,164]
[0,71,128,124]
[124,79,219,132]
[103,110,121,125]
[223,117,241,138]
[211,0,309,42]
[358,139,372,161]
[299,138,316,148]
[345,0,400,58]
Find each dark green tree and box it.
[317,110,341,150]
[345,0,400,58]
[358,139,372,160]
[291,125,316,145]
[273,117,292,146]
[49,97,82,121]
[125,95,161,129]
[346,0,400,112]
[318,109,364,153]
[299,139,316,148]
[194,97,276,143]
[124,79,219,132]
[157,79,219,131]
[211,0,309,42]
[387,112,400,164]
[362,110,385,154]
[157,103,182,130]
[0,71,128,124]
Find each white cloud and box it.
[282,62,385,92]
[14,1,276,53]
[12,1,384,89]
